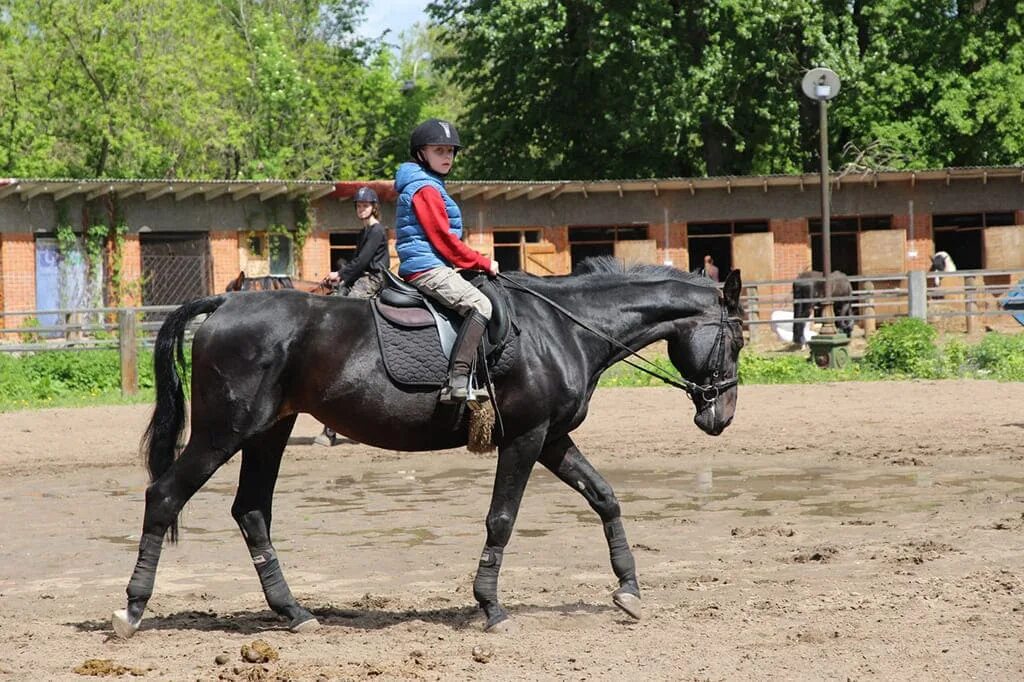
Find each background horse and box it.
[929,251,957,292]
[113,260,744,638]
[792,270,854,345]
[225,270,333,295]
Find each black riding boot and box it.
[441,312,489,403]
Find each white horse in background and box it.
[930,251,956,288]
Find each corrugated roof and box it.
[0,178,337,203]
[1,165,1022,203]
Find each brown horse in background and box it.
[225,271,333,295]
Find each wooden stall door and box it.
[523,243,561,276]
[614,239,657,266]
[984,226,1024,269]
[859,229,909,317]
[731,233,775,282]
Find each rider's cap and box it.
[409,119,462,157]
[353,186,379,204]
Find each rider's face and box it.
[421,145,455,175]
[354,201,375,220]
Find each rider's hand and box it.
[328,271,340,283]
[488,260,500,276]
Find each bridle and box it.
[496,273,741,404]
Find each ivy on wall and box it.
[54,195,135,308]
[246,197,315,275]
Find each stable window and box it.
[569,224,649,270]
[930,212,1011,270]
[247,234,264,256]
[687,220,769,274]
[493,229,542,272]
[329,232,360,272]
[269,234,294,276]
[807,215,892,274]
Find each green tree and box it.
[430,0,1024,180]
[0,0,451,180]
[0,0,244,177]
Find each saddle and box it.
[371,270,519,388]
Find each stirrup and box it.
[440,375,490,404]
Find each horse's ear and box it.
[722,269,742,313]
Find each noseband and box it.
[496,273,740,402]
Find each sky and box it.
[358,0,430,43]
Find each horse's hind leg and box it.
[113,435,238,638]
[539,435,641,620]
[473,428,545,632]
[231,415,318,632]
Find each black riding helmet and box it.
[409,119,462,168]
[352,186,379,204]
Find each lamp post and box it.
[401,53,431,93]
[801,67,850,368]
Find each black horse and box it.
[113,259,744,637]
[792,270,854,344]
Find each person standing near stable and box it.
[702,254,720,282]
[394,118,498,403]
[328,186,390,298]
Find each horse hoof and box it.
[111,609,140,639]
[483,615,516,634]
[312,434,332,447]
[290,617,320,633]
[612,591,642,620]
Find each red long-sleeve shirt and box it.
[407,186,490,280]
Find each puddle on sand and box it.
[605,466,1024,519]
[348,526,440,548]
[118,463,1024,550]
[90,534,139,547]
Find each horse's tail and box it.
[140,294,228,543]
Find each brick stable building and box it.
[1,167,1023,323]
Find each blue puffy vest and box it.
[394,162,463,277]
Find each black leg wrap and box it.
[125,532,164,623]
[603,519,639,595]
[473,545,508,627]
[249,545,311,626]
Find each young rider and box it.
[393,119,498,403]
[329,186,389,298]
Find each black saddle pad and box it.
[372,301,520,389]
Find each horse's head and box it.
[667,270,744,436]
[225,271,247,292]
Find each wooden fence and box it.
[740,267,1024,344]
[0,306,198,397]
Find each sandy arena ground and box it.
[1,382,1023,681]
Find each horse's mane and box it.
[570,255,717,287]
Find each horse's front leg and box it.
[539,435,641,619]
[473,426,546,632]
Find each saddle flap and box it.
[374,301,435,328]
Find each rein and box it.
[495,273,738,402]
